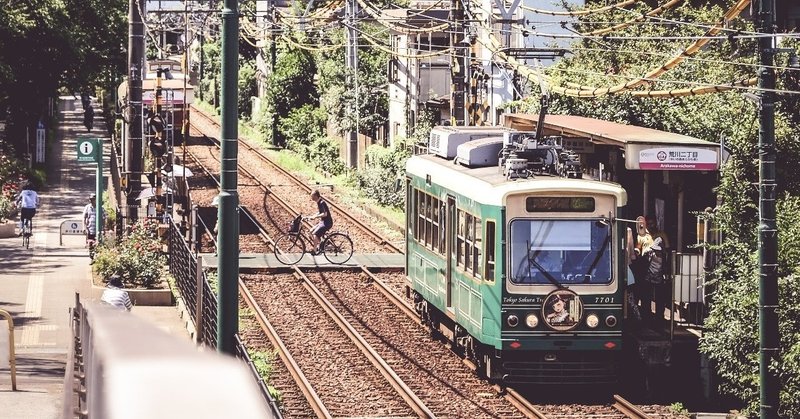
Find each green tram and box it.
[405,130,628,385]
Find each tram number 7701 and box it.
[594,296,615,303]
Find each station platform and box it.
[199,252,405,269]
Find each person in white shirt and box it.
[101,275,133,311]
[83,194,97,241]
[15,181,40,234]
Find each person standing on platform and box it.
[643,215,670,328]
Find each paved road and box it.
[0,97,189,419]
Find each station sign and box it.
[625,144,719,171]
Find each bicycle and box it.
[87,234,97,261]
[20,218,32,249]
[273,215,354,265]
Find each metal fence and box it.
[168,219,217,347]
[167,221,281,417]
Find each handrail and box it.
[0,309,16,390]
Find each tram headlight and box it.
[586,313,600,329]
[507,314,519,328]
[605,315,618,328]
[525,314,539,328]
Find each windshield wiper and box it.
[583,227,612,282]
[526,240,566,289]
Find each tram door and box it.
[446,195,456,309]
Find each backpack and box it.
[644,247,665,284]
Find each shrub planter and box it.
[0,222,16,238]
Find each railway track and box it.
[188,106,402,254]
[181,129,670,418]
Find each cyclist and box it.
[83,193,97,244]
[15,181,40,236]
[304,190,333,255]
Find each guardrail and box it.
[0,309,16,391]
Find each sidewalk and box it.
[0,97,189,419]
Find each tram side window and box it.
[413,189,444,255]
[485,221,495,281]
[457,210,466,267]
[465,213,473,274]
[416,190,424,241]
[431,198,439,253]
[425,193,432,246]
[438,205,446,254]
[473,220,482,278]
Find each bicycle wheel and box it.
[22,221,30,249]
[322,233,354,264]
[274,233,306,265]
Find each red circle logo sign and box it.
[542,289,582,331]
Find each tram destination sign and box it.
[626,144,719,171]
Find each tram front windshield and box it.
[510,219,612,285]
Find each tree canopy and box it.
[0,0,127,153]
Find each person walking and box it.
[101,275,133,311]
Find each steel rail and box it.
[238,278,333,419]
[613,394,653,419]
[360,267,417,320]
[504,387,550,419]
[185,140,302,245]
[188,130,433,417]
[189,106,402,253]
[292,268,435,418]
[362,267,548,419]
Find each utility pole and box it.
[755,0,779,418]
[449,0,465,126]
[126,0,145,223]
[217,0,240,355]
[345,0,359,167]
[269,0,279,147]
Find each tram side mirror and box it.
[596,216,610,227]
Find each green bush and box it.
[308,136,345,176]
[356,136,413,207]
[93,219,166,288]
[279,104,327,155]
[238,60,257,119]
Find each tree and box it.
[0,0,127,154]
[512,2,800,415]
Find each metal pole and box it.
[345,0,358,167]
[126,0,145,223]
[96,142,104,242]
[217,0,240,355]
[449,0,464,126]
[268,0,279,146]
[755,0,779,417]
